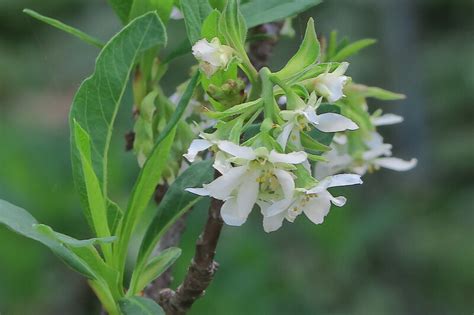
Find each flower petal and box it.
[374,157,418,171]
[333,62,349,76]
[302,195,331,225]
[185,188,210,196]
[236,169,260,223]
[274,169,295,200]
[325,174,363,188]
[315,113,358,132]
[213,151,232,174]
[302,106,319,125]
[262,211,286,232]
[221,198,246,226]
[277,123,294,148]
[269,150,307,164]
[371,113,404,126]
[183,139,212,162]
[203,166,247,200]
[218,141,256,160]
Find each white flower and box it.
[170,6,183,20]
[315,132,417,178]
[313,62,350,102]
[186,141,307,226]
[371,113,404,126]
[183,134,232,173]
[192,38,234,77]
[261,174,363,232]
[277,92,358,149]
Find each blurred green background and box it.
[0,0,473,314]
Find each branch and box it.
[157,198,223,315]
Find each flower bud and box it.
[192,37,234,77]
[312,62,350,103]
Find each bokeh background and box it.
[0,0,473,314]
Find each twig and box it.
[157,198,223,315]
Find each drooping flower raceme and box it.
[260,174,363,232]
[192,37,234,78]
[278,92,358,148]
[312,62,350,103]
[187,141,307,227]
[183,20,416,234]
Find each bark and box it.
[157,199,223,315]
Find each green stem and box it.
[260,67,276,120]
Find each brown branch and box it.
[157,198,223,315]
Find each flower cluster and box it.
[182,18,415,232]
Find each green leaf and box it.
[34,224,121,299]
[352,85,406,101]
[119,296,165,315]
[0,199,97,279]
[209,0,226,11]
[130,160,214,293]
[134,247,181,293]
[129,0,174,23]
[107,199,124,235]
[107,0,134,24]
[300,131,331,152]
[181,0,212,44]
[73,121,112,248]
[69,12,166,228]
[207,98,263,119]
[220,0,247,48]
[287,62,339,85]
[23,9,104,48]
[331,38,377,62]
[274,18,319,80]
[241,0,322,28]
[116,72,200,274]
[201,9,222,41]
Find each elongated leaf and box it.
[116,72,200,270]
[35,224,121,299]
[74,121,111,243]
[107,0,134,24]
[181,0,212,44]
[331,38,377,62]
[241,0,322,28]
[69,12,166,228]
[207,99,263,119]
[107,199,124,235]
[275,18,319,80]
[119,296,165,315]
[23,9,104,48]
[0,199,97,279]
[220,0,247,48]
[348,84,405,101]
[133,247,181,293]
[131,160,213,288]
